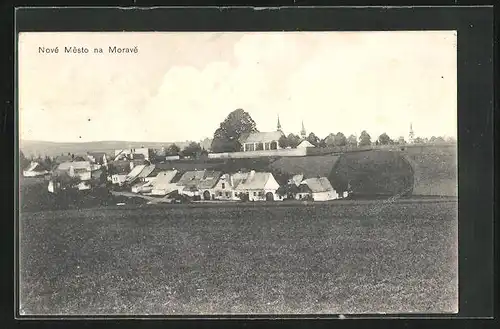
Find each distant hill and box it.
[20,139,213,158]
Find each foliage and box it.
[278,135,289,149]
[347,134,358,147]
[166,144,181,156]
[358,130,372,147]
[378,132,393,145]
[397,136,406,145]
[211,109,259,153]
[323,133,336,147]
[182,142,203,158]
[19,150,31,170]
[306,132,320,147]
[333,132,347,147]
[286,133,302,149]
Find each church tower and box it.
[409,123,415,144]
[277,114,282,132]
[300,121,307,139]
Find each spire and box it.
[300,120,306,139]
[409,122,415,144]
[277,114,282,131]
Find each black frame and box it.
[6,4,495,325]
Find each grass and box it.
[19,200,458,315]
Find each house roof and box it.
[176,170,206,186]
[54,155,73,163]
[57,161,92,171]
[235,172,273,190]
[300,177,334,193]
[25,161,47,173]
[197,171,222,190]
[137,164,156,178]
[239,131,284,144]
[297,140,315,148]
[150,170,178,190]
[126,164,146,181]
[230,172,250,189]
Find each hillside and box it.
[20,139,213,158]
[401,145,457,197]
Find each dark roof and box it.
[132,154,145,160]
[197,171,222,189]
[54,155,73,163]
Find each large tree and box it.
[182,142,202,158]
[333,132,347,147]
[166,144,181,156]
[306,132,320,147]
[378,132,392,145]
[278,135,289,149]
[324,133,336,147]
[347,134,358,147]
[358,130,372,147]
[211,109,259,153]
[287,133,301,148]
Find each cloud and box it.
[18,31,457,142]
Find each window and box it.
[225,192,230,197]
[258,191,263,196]
[218,192,223,196]
[253,192,257,196]
[221,183,225,189]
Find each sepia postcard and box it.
[17,30,458,316]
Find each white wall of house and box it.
[112,174,127,185]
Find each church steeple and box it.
[409,122,415,144]
[300,120,307,139]
[277,114,282,131]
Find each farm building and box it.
[175,170,206,196]
[179,170,223,199]
[212,172,249,201]
[54,161,93,181]
[233,170,282,201]
[110,160,131,186]
[295,177,340,201]
[130,165,156,193]
[124,164,146,185]
[23,161,49,177]
[150,170,179,196]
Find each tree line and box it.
[208,109,457,153]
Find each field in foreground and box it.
[19,201,458,315]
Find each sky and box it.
[18,31,457,143]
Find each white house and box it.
[295,177,339,201]
[56,161,93,181]
[23,161,49,177]
[212,172,249,201]
[233,170,282,201]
